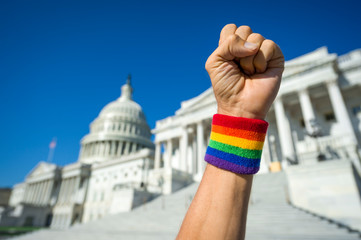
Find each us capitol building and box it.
[1,47,361,230]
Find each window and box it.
[109,141,112,154]
[324,112,336,122]
[121,142,126,155]
[352,105,361,116]
[115,141,119,155]
[299,119,305,128]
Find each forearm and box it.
[176,164,253,240]
[177,114,267,240]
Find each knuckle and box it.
[249,33,265,41]
[205,57,213,71]
[263,39,276,48]
[226,34,239,45]
[224,23,237,29]
[228,34,238,41]
[238,25,252,33]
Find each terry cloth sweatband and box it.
[204,114,269,174]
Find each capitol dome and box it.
[79,76,154,164]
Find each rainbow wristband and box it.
[205,114,268,174]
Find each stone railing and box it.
[296,134,355,160]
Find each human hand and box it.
[205,24,284,120]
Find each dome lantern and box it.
[119,74,133,101]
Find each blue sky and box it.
[1,0,361,187]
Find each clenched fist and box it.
[205,24,284,120]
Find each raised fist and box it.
[205,24,284,120]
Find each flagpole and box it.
[47,137,57,163]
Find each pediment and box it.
[176,87,216,115]
[26,162,57,179]
[283,47,336,78]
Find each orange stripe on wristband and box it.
[212,124,266,141]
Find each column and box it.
[154,142,161,169]
[98,142,103,156]
[326,80,357,140]
[94,142,98,156]
[326,79,361,173]
[24,184,31,203]
[28,184,34,203]
[131,142,137,152]
[181,127,188,172]
[260,133,271,172]
[62,180,69,203]
[97,142,102,155]
[23,185,29,203]
[111,141,116,156]
[38,182,45,205]
[32,183,38,204]
[274,98,296,164]
[117,141,123,156]
[165,139,173,170]
[74,177,80,203]
[175,138,181,169]
[35,183,41,204]
[104,141,110,156]
[197,121,204,176]
[192,134,197,175]
[45,180,53,204]
[298,88,317,132]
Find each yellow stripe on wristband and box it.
[210,132,265,150]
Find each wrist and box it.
[217,107,266,120]
[204,114,269,175]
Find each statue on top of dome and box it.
[120,74,133,100]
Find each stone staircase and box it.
[14,172,361,240]
[247,172,361,240]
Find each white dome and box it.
[79,76,154,164]
[99,98,146,121]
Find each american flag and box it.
[49,138,57,149]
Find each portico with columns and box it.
[4,162,62,227]
[50,163,91,229]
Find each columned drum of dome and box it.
[79,76,154,164]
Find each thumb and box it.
[214,34,258,61]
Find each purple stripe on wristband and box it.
[205,154,260,175]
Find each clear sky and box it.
[1,0,361,187]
